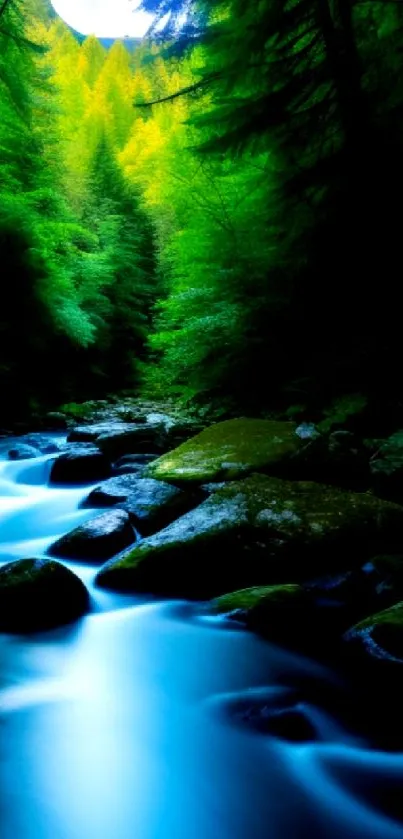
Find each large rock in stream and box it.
[344,601,403,667]
[83,474,147,506]
[112,453,159,477]
[146,419,303,484]
[49,509,135,561]
[0,558,89,633]
[67,422,137,443]
[210,583,313,643]
[96,424,165,459]
[92,414,198,460]
[50,447,112,485]
[8,444,40,460]
[96,474,403,598]
[84,476,195,536]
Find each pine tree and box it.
[139,0,403,409]
[83,134,156,391]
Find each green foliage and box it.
[0,2,157,415]
[82,134,156,391]
[138,0,403,415]
[318,394,368,434]
[58,401,95,419]
[3,0,403,421]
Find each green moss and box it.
[211,583,301,614]
[0,558,89,633]
[146,418,301,484]
[96,473,403,598]
[357,601,403,631]
[317,393,368,434]
[0,558,55,587]
[352,601,403,659]
[285,404,307,420]
[59,401,95,420]
[214,473,403,543]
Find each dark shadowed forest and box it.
[2,0,403,429]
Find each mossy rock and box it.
[211,584,301,615]
[0,558,89,633]
[211,583,319,648]
[344,601,403,664]
[96,474,403,599]
[146,418,303,484]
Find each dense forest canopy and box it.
[0,0,403,423]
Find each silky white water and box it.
[0,437,402,839]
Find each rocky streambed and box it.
[1,409,403,838]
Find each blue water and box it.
[0,436,402,839]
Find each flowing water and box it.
[0,437,402,839]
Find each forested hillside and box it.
[1,0,403,425]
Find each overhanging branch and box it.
[134,71,222,107]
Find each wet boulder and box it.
[146,419,304,485]
[84,476,194,536]
[211,583,306,627]
[0,558,89,633]
[50,447,111,485]
[344,601,403,667]
[48,509,135,561]
[67,422,135,443]
[210,583,319,648]
[210,568,392,650]
[96,424,165,459]
[96,474,403,598]
[121,478,195,536]
[83,474,144,507]
[8,444,40,460]
[112,453,159,477]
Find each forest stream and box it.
[1,435,403,839]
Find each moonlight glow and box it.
[50,0,154,39]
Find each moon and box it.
[50,0,154,39]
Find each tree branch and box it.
[134,72,222,107]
